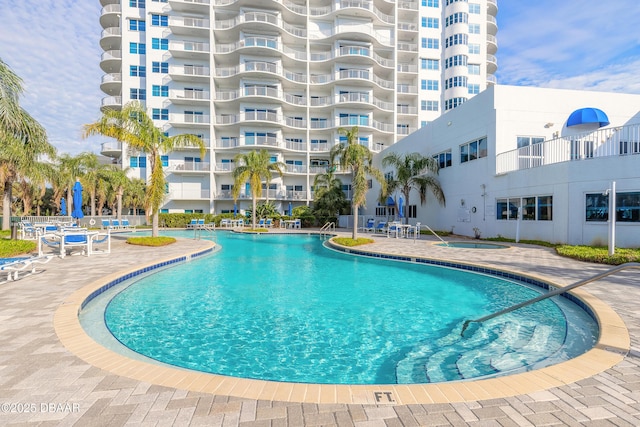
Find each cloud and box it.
[0,0,105,155]
[496,0,640,92]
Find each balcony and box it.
[487,34,498,55]
[100,96,122,111]
[169,41,210,59]
[486,54,498,74]
[487,0,498,16]
[169,65,210,82]
[169,16,210,37]
[169,0,210,13]
[100,26,121,51]
[169,89,211,105]
[166,160,211,173]
[487,15,498,35]
[100,73,121,95]
[169,113,211,127]
[99,4,120,29]
[169,189,210,200]
[100,141,122,158]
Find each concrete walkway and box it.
[1,231,639,426]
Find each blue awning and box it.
[567,108,610,127]
[386,196,395,206]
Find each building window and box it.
[152,108,169,120]
[421,17,439,28]
[130,0,145,7]
[407,205,417,218]
[129,156,147,168]
[446,0,468,4]
[433,150,452,169]
[445,97,467,110]
[152,61,169,73]
[421,121,428,127]
[496,198,520,220]
[129,19,146,31]
[152,85,169,97]
[151,14,168,27]
[445,55,468,69]
[468,43,480,54]
[129,42,146,54]
[445,12,468,27]
[469,3,480,13]
[468,84,480,94]
[152,38,169,50]
[423,100,439,111]
[422,0,439,6]
[468,64,481,75]
[422,38,439,49]
[445,34,468,48]
[468,23,480,34]
[130,65,146,77]
[160,155,169,167]
[130,88,146,100]
[421,58,439,70]
[460,137,487,163]
[152,0,168,2]
[422,79,438,90]
[586,192,640,222]
[538,196,553,221]
[445,76,468,89]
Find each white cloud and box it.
[0,0,105,155]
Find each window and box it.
[468,23,480,34]
[497,196,552,221]
[339,113,369,126]
[446,0,468,4]
[517,136,544,168]
[129,19,145,31]
[160,155,169,167]
[586,192,640,222]
[445,12,468,27]
[152,85,169,97]
[460,137,486,163]
[151,14,168,27]
[445,55,468,69]
[433,150,452,169]
[421,58,439,70]
[421,17,439,28]
[538,196,553,221]
[468,84,480,94]
[152,61,169,73]
[129,42,146,54]
[469,3,480,13]
[496,198,519,220]
[152,38,169,50]
[130,0,145,7]
[130,88,146,100]
[422,0,439,6]
[445,76,467,89]
[129,156,147,168]
[130,65,146,77]
[422,38,439,49]
[422,100,439,111]
[421,121,428,128]
[407,205,417,218]
[152,0,168,2]
[468,43,480,54]
[422,79,438,90]
[152,108,169,120]
[468,64,481,75]
[445,34,468,48]
[445,97,467,110]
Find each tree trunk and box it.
[117,189,123,222]
[152,210,159,237]
[252,194,257,229]
[2,179,14,231]
[90,191,96,217]
[352,202,359,240]
[67,188,73,217]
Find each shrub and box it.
[126,236,176,247]
[0,239,37,257]
[332,237,374,247]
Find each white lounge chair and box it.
[0,256,53,283]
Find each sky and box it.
[1,0,639,155]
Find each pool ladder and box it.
[320,221,335,237]
[415,223,448,246]
[461,262,640,336]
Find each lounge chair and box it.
[363,218,375,233]
[0,255,53,283]
[121,219,133,230]
[186,219,198,229]
[375,222,387,234]
[111,219,121,229]
[265,218,273,228]
[258,219,266,227]
[294,219,301,229]
[101,219,111,229]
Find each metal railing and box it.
[461,262,640,336]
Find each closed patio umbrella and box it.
[288,202,292,217]
[72,181,84,219]
[60,198,67,216]
[398,196,404,219]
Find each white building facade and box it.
[370,85,640,247]
[98,0,498,214]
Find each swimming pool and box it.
[81,231,598,385]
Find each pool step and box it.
[396,320,558,383]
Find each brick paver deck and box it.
[1,230,639,426]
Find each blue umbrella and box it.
[72,181,84,219]
[398,196,404,218]
[288,202,292,217]
[60,198,67,216]
[386,196,395,206]
[233,203,238,217]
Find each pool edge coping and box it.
[53,236,630,405]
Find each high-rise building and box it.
[98,0,497,215]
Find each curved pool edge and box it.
[54,236,629,405]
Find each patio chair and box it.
[258,218,266,228]
[186,219,198,229]
[0,255,53,283]
[90,230,111,255]
[363,218,375,233]
[294,219,301,229]
[374,222,387,234]
[19,221,38,240]
[121,219,133,230]
[406,222,421,239]
[387,222,400,238]
[101,219,111,230]
[265,218,273,228]
[111,219,121,229]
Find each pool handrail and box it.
[461,262,640,336]
[416,223,448,246]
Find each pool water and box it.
[91,231,598,385]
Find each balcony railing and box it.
[496,123,640,174]
[167,161,211,172]
[169,190,210,199]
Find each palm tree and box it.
[83,101,205,237]
[0,58,56,230]
[232,149,284,229]
[331,126,386,239]
[78,152,106,217]
[382,152,446,224]
[101,165,130,221]
[123,178,146,216]
[313,165,349,224]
